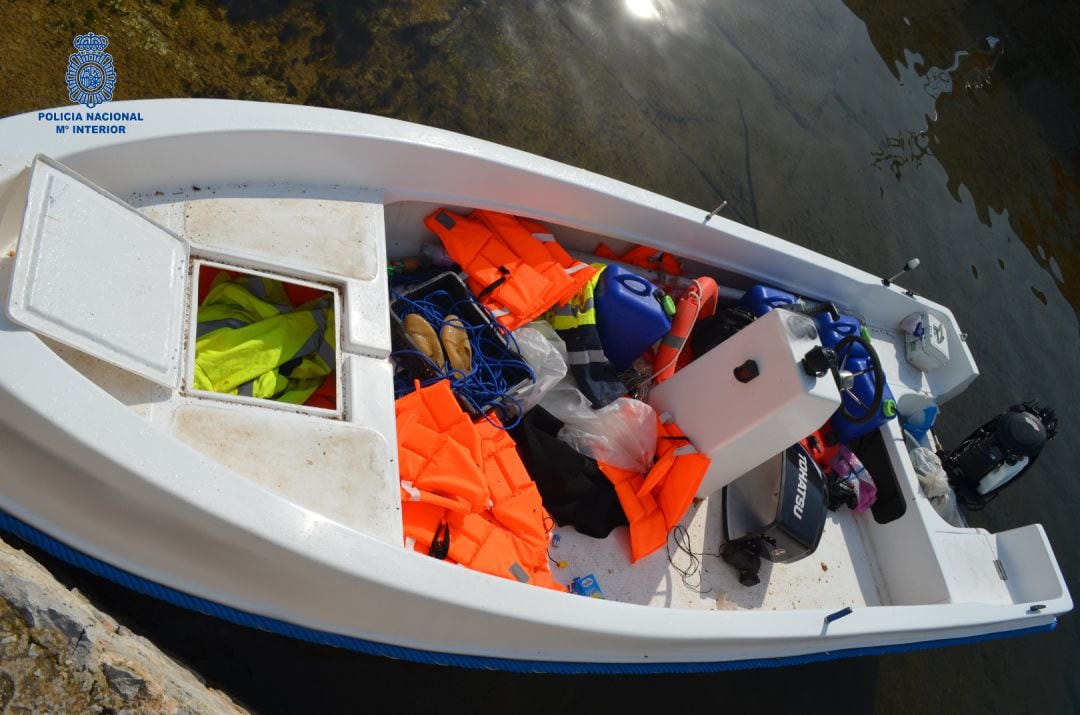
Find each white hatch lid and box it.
[8,155,189,388]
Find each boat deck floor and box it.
[550,492,887,611]
[34,192,911,612]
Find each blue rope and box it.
[391,288,535,429]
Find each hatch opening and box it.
[186,260,342,417]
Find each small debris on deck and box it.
[714,592,738,611]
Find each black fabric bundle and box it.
[510,405,628,538]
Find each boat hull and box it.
[0,100,1070,670]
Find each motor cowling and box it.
[721,443,829,585]
[942,401,1057,508]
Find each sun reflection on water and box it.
[625,0,660,20]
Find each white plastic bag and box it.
[907,446,963,524]
[520,320,567,362]
[510,323,568,414]
[910,446,950,499]
[539,384,657,472]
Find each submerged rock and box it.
[0,537,246,714]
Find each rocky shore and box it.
[0,537,245,714]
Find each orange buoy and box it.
[652,277,719,384]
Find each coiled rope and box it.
[391,287,535,429]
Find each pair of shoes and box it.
[404,313,473,373]
[440,315,472,373]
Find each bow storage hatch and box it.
[7,155,189,388]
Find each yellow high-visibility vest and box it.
[193,274,335,404]
[543,265,626,409]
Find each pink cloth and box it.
[830,446,878,513]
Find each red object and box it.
[801,423,842,470]
[196,265,231,304]
[197,265,328,307]
[303,375,337,410]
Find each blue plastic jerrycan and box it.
[739,285,896,443]
[594,265,672,371]
[813,311,862,350]
[830,354,898,444]
[822,314,897,443]
[738,285,799,317]
[741,287,861,348]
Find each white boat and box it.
[0,99,1071,673]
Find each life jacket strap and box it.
[475,265,511,300]
[429,520,450,560]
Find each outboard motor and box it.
[720,443,828,586]
[941,401,1058,509]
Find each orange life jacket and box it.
[396,378,487,514]
[594,242,683,276]
[424,208,597,331]
[598,414,710,562]
[396,379,562,590]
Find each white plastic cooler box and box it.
[903,311,950,372]
[647,308,843,498]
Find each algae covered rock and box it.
[0,536,246,714]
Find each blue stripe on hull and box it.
[0,509,1056,675]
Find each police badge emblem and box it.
[66,33,117,108]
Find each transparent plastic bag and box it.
[520,320,568,362]
[511,323,568,414]
[910,446,950,499]
[931,490,964,527]
[539,384,657,473]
